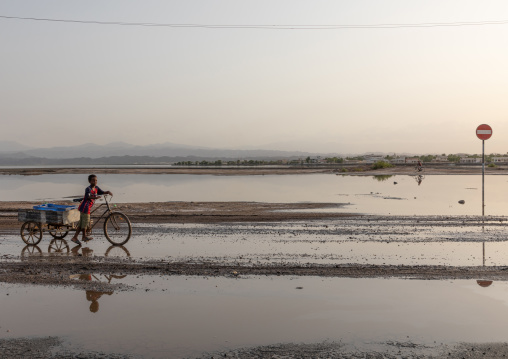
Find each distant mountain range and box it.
[0,141,357,165]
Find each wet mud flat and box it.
[3,214,508,283]
[0,201,353,231]
[3,338,508,359]
[198,341,508,359]
[3,210,508,358]
[0,337,134,358]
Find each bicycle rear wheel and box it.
[103,212,132,245]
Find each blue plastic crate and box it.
[33,204,77,212]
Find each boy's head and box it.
[88,174,98,186]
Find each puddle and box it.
[3,219,508,266]
[1,276,508,358]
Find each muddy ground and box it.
[2,200,508,289]
[0,201,353,231]
[3,195,508,357]
[3,337,508,358]
[3,200,508,283]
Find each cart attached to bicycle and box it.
[18,195,132,246]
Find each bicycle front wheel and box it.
[103,212,132,245]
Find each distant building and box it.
[460,157,481,163]
[405,157,420,164]
[492,157,508,163]
[363,155,386,163]
[391,157,406,164]
[432,156,449,162]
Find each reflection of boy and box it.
[71,174,112,245]
[86,290,113,313]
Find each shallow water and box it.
[0,173,506,216]
[3,220,508,266]
[1,276,508,358]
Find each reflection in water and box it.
[69,273,126,313]
[21,245,42,257]
[4,173,508,215]
[477,280,493,288]
[372,175,393,182]
[413,174,425,186]
[21,240,131,259]
[105,245,131,257]
[19,241,129,313]
[475,220,494,287]
[48,239,70,254]
[71,246,94,257]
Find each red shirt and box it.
[78,186,104,214]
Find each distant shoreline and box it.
[0,164,505,176]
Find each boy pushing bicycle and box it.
[71,174,112,246]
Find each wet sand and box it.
[198,341,508,359]
[0,201,353,231]
[1,201,507,283]
[3,188,508,357]
[4,335,508,358]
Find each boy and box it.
[71,174,112,246]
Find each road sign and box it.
[476,124,493,217]
[476,124,493,140]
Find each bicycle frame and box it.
[88,196,114,230]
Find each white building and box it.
[492,157,508,163]
[363,155,386,164]
[432,156,449,162]
[405,157,420,164]
[460,157,482,163]
[391,157,406,163]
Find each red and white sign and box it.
[476,124,493,140]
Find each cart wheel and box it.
[104,212,132,246]
[48,225,69,239]
[21,245,43,258]
[20,221,43,245]
[48,239,70,254]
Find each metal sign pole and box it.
[476,124,491,217]
[482,139,485,217]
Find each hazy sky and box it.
[1,1,508,154]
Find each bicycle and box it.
[76,194,132,246]
[19,194,132,246]
[414,165,425,173]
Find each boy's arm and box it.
[86,187,102,200]
[96,187,113,196]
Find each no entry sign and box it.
[476,124,493,140]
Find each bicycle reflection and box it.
[20,240,131,312]
[21,240,131,259]
[413,174,425,186]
